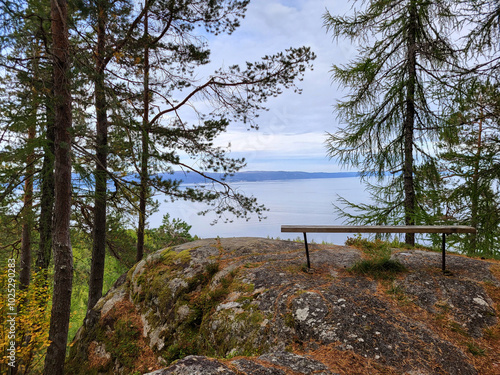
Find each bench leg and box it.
[303,232,311,269]
[442,233,446,273]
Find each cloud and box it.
[215,131,326,154]
[179,1,361,172]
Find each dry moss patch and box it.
[297,343,400,375]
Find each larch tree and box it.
[465,0,499,73]
[324,0,458,245]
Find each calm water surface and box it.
[149,177,373,245]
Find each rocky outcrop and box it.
[66,237,500,375]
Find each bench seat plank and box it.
[281,225,476,234]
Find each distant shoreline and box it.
[163,171,361,184]
[67,171,362,190]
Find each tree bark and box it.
[37,89,55,273]
[403,0,417,246]
[469,111,483,253]
[137,4,149,262]
[19,124,35,290]
[20,43,41,291]
[44,0,73,373]
[87,0,108,315]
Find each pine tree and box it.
[137,0,150,263]
[437,81,500,256]
[80,0,145,317]
[43,0,73,373]
[0,0,55,284]
[129,0,315,258]
[1,0,315,370]
[77,0,314,312]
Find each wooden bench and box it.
[280,225,477,273]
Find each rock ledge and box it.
[67,237,500,375]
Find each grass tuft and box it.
[346,235,407,280]
[467,342,486,356]
[349,257,407,280]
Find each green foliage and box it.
[157,267,236,363]
[449,321,470,337]
[284,312,295,328]
[345,234,392,259]
[145,214,198,253]
[325,0,500,255]
[133,252,263,366]
[386,283,408,302]
[433,81,500,258]
[104,318,141,368]
[68,214,197,342]
[69,228,130,342]
[467,342,486,356]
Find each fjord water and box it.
[149,177,373,245]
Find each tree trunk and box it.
[43,0,73,373]
[87,0,108,315]
[137,4,149,262]
[20,43,41,291]
[469,113,483,253]
[37,89,55,273]
[403,0,417,246]
[19,124,35,291]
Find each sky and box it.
[183,0,359,173]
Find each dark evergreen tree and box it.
[74,0,315,314]
[137,0,150,263]
[422,0,500,255]
[465,0,500,73]
[1,0,314,369]
[76,0,145,317]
